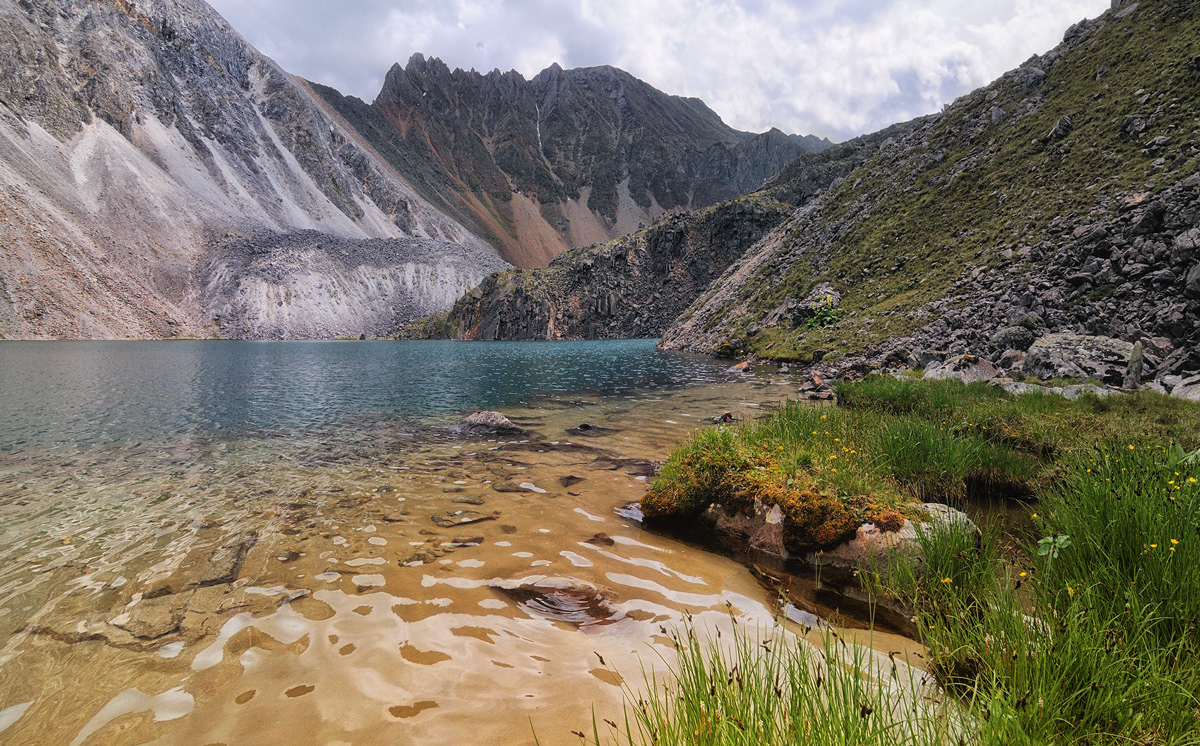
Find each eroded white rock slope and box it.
[0,0,505,339]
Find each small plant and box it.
[1036,533,1071,560]
[806,296,840,330]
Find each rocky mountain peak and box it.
[318,53,833,268]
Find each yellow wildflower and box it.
[1068,587,1075,598]
[1019,572,1027,578]
[1150,544,1158,549]
[940,578,952,584]
[1171,539,1179,545]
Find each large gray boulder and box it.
[1023,333,1136,385]
[924,354,999,384]
[1172,375,1200,402]
[991,325,1036,352]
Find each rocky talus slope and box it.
[314,56,832,268]
[0,0,497,339]
[662,0,1200,381]
[201,231,508,339]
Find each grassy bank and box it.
[618,378,1200,745]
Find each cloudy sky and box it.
[208,0,1110,142]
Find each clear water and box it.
[0,342,920,746]
[0,339,725,451]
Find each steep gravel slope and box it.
[0,0,491,339]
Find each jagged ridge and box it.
[314,55,832,268]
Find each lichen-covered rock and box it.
[802,503,975,586]
[1023,333,1136,385]
[990,326,1036,352]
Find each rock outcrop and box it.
[403,197,794,340]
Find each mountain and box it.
[405,137,880,341]
[430,0,1200,380]
[312,56,832,268]
[0,0,501,340]
[663,0,1200,377]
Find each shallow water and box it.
[0,341,922,745]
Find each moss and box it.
[645,378,1200,556]
[872,509,906,533]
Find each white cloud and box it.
[207,0,1110,140]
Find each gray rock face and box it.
[1023,333,1136,384]
[0,0,490,340]
[342,55,832,267]
[404,198,792,340]
[1173,375,1200,401]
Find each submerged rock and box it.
[458,411,524,435]
[493,577,621,628]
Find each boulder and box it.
[694,497,973,585]
[996,349,1026,372]
[459,411,524,435]
[1172,375,1200,402]
[923,354,999,384]
[1185,264,1200,300]
[802,504,976,586]
[1044,116,1074,143]
[991,326,1036,352]
[1124,341,1144,389]
[1023,333,1136,385]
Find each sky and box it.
[207,0,1111,142]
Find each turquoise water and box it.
[0,340,726,452]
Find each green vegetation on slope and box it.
[708,0,1200,362]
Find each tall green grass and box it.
[878,445,1200,744]
[579,617,960,746]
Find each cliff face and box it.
[0,0,496,339]
[402,197,794,341]
[663,0,1200,378]
[316,56,832,268]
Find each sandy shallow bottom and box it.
[0,376,925,746]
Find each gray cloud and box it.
[208,0,1109,141]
